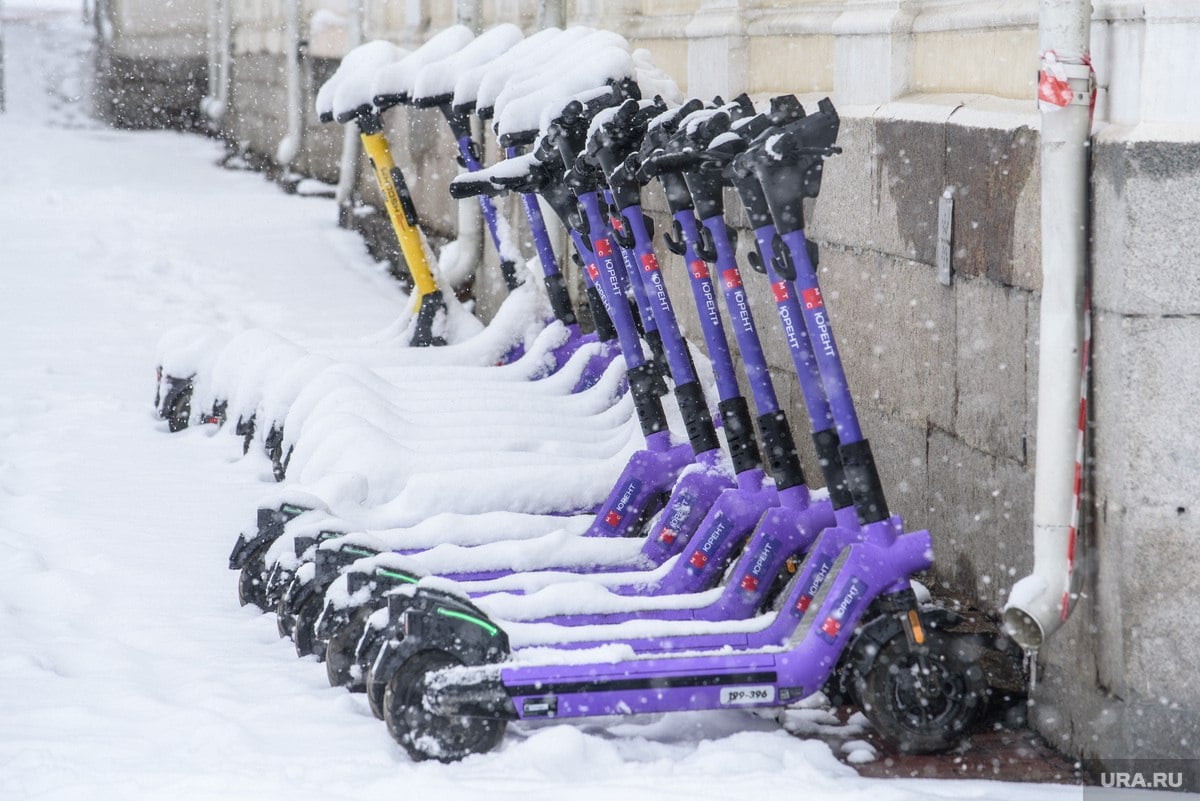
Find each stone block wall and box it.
[93,0,208,128]
[651,105,1044,616]
[225,52,344,182]
[95,51,207,129]
[1032,134,1200,761]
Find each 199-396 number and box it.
[719,686,775,705]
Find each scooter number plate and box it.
[719,686,775,706]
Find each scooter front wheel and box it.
[856,630,987,754]
[383,649,506,762]
[237,550,270,611]
[275,591,297,640]
[363,626,392,719]
[326,606,374,691]
[165,390,190,432]
[292,593,325,660]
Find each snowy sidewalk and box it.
[0,7,1083,801]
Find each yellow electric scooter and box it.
[330,103,448,347]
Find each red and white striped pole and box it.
[1062,288,1091,620]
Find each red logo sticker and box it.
[801,287,823,310]
[586,263,600,281]
[1037,71,1074,108]
[594,239,612,258]
[658,528,676,545]
[820,617,841,638]
[641,253,660,273]
[795,595,812,614]
[740,575,759,592]
[690,260,709,280]
[771,282,790,302]
[689,552,708,570]
[722,269,742,290]
[604,510,622,527]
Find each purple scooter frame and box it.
[502,143,617,392]
[380,99,974,763]
[415,103,860,629]
[352,102,846,633]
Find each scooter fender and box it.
[368,632,408,701]
[408,590,510,665]
[228,504,309,570]
[344,560,421,605]
[312,539,374,587]
[313,542,382,587]
[314,601,354,644]
[282,571,321,618]
[845,606,964,682]
[314,559,422,641]
[316,563,415,633]
[264,562,293,608]
[371,589,509,690]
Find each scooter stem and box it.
[358,126,438,300]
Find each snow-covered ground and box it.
[0,6,1092,800]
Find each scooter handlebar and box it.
[449,174,504,199]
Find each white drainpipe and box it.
[440,0,484,288]
[1004,0,1095,653]
[276,0,305,169]
[335,0,364,208]
[442,117,484,288]
[456,0,482,32]
[538,0,565,28]
[201,0,232,121]
[204,0,218,103]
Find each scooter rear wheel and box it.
[383,649,506,762]
[857,630,986,753]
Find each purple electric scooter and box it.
[308,91,756,694]
[266,87,702,666]
[374,99,988,762]
[307,95,837,685]
[337,97,840,659]
[228,80,648,614]
[351,96,842,710]
[407,23,622,384]
[330,98,852,642]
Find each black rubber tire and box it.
[265,426,286,482]
[236,550,269,611]
[275,589,297,640]
[857,630,987,754]
[292,593,324,660]
[237,413,256,455]
[383,649,506,762]
[325,606,374,692]
[366,652,388,721]
[166,388,190,433]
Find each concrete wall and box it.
[1037,132,1200,762]
[94,0,208,128]
[96,0,1200,766]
